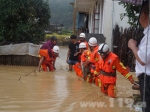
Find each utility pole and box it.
[73,8,76,34]
[70,3,76,34]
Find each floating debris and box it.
[18,77,21,81]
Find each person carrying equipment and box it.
[81,50,92,79]
[84,37,100,83]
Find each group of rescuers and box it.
[38,2,150,111]
[37,33,134,98]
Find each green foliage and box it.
[118,2,141,28]
[48,0,73,27]
[62,28,68,34]
[62,28,73,35]
[0,0,51,43]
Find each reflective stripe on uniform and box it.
[114,86,117,97]
[98,79,101,87]
[39,55,41,58]
[87,78,89,82]
[95,58,98,61]
[125,73,131,79]
[94,71,98,75]
[119,62,126,69]
[112,66,116,69]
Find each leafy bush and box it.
[0,0,51,44]
[119,2,141,28]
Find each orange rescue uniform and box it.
[73,50,91,78]
[73,62,83,77]
[81,50,92,82]
[80,46,99,82]
[39,49,56,71]
[90,46,100,83]
[94,52,133,98]
[78,40,89,50]
[81,50,91,63]
[90,46,100,66]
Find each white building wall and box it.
[113,1,130,28]
[87,0,130,51]
[102,0,113,51]
[101,0,130,51]
[88,14,91,33]
[89,13,93,33]
[99,0,104,34]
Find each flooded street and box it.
[0,46,138,112]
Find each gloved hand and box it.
[129,77,134,84]
[126,66,130,72]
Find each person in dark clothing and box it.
[40,36,57,57]
[37,36,57,71]
[66,35,79,71]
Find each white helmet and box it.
[79,42,86,48]
[79,33,85,38]
[53,45,59,53]
[98,43,109,54]
[88,37,97,46]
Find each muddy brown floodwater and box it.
[0,46,139,112]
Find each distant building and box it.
[44,23,65,33]
[58,24,65,30]
[73,0,130,51]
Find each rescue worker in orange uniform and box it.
[88,37,100,68]
[81,50,92,80]
[37,36,57,71]
[37,45,59,72]
[73,42,87,77]
[83,37,100,83]
[78,33,89,49]
[74,33,89,59]
[94,43,134,98]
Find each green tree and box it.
[0,0,51,43]
[119,2,141,28]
